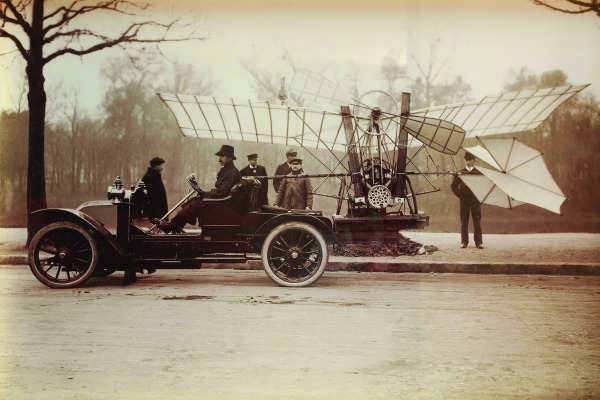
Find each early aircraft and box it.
[159,68,588,218]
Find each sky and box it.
[1,0,599,114]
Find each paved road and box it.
[1,266,599,399]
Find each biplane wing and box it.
[410,84,589,138]
[158,93,349,152]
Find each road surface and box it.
[0,266,598,399]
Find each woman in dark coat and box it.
[141,157,168,221]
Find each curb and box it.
[4,255,599,276]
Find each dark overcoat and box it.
[274,171,313,210]
[451,167,481,206]
[240,164,269,205]
[273,162,292,193]
[141,167,168,220]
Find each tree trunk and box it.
[26,0,47,245]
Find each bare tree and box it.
[530,0,600,17]
[380,48,407,97]
[408,37,472,109]
[0,0,205,241]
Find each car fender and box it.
[253,214,338,244]
[29,208,129,257]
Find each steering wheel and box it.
[186,174,204,194]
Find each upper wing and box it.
[159,93,466,156]
[158,93,349,152]
[410,84,589,138]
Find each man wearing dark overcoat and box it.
[240,153,269,206]
[273,148,297,193]
[451,151,483,249]
[141,157,168,221]
[274,158,313,210]
[155,145,241,233]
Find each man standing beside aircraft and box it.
[240,153,269,206]
[273,148,297,193]
[274,157,313,210]
[451,151,483,249]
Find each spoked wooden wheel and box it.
[28,222,99,288]
[352,90,399,135]
[261,222,328,287]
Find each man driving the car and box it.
[154,145,241,233]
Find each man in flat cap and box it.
[451,151,483,249]
[274,157,313,210]
[141,157,168,222]
[155,145,241,233]
[273,147,297,193]
[240,153,269,206]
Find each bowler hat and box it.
[150,157,165,167]
[215,145,236,160]
[247,153,258,160]
[464,151,476,161]
[286,148,297,156]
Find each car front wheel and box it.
[28,222,99,289]
[261,222,328,287]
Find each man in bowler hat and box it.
[155,145,241,233]
[240,153,269,206]
[451,151,483,249]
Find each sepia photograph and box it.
[1,0,599,398]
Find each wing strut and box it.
[341,106,365,197]
[395,92,410,199]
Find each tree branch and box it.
[43,0,149,36]
[44,32,204,65]
[0,0,32,35]
[530,0,600,16]
[0,27,28,59]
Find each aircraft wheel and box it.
[261,222,328,287]
[28,222,99,289]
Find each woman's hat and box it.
[150,157,165,167]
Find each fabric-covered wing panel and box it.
[411,85,589,138]
[158,94,348,152]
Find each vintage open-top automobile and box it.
[27,173,428,289]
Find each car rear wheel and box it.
[261,222,328,287]
[29,222,99,289]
